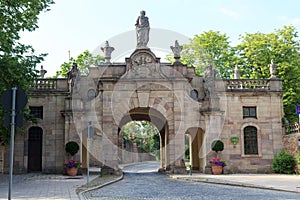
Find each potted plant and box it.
[211,140,225,175]
[211,158,226,174]
[64,141,80,176]
[64,160,81,176]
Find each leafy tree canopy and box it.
[121,121,160,158]
[55,50,104,77]
[177,25,300,122]
[236,26,300,121]
[0,0,55,144]
[178,30,235,78]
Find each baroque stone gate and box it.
[3,11,283,174]
[65,46,211,174]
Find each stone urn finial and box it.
[101,41,115,63]
[170,40,183,63]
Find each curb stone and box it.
[168,175,300,194]
[78,173,124,200]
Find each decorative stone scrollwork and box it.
[123,50,166,79]
[131,53,155,65]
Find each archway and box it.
[119,121,160,164]
[185,127,205,172]
[28,127,43,172]
[118,107,168,170]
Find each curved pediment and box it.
[122,49,165,79]
[127,48,160,65]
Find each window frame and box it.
[29,106,43,120]
[243,106,257,119]
[243,126,258,155]
[241,123,262,158]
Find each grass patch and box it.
[76,174,122,194]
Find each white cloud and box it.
[278,16,300,25]
[291,18,300,25]
[278,16,288,21]
[220,7,240,18]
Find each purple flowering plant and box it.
[64,160,81,168]
[212,158,226,167]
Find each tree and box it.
[121,121,160,158]
[55,50,104,77]
[236,26,300,121]
[180,26,300,122]
[0,0,55,144]
[179,30,235,78]
[211,140,224,157]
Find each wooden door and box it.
[28,127,43,172]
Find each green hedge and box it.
[272,150,296,174]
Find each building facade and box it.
[1,12,284,174]
[1,47,283,174]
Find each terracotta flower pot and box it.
[66,167,78,176]
[211,165,223,175]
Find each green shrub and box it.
[65,141,79,156]
[272,150,296,174]
[211,140,224,153]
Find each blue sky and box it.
[20,0,300,76]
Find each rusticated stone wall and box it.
[282,133,300,157]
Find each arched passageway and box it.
[119,120,160,164]
[118,107,169,170]
[185,127,205,173]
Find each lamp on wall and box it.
[230,136,239,148]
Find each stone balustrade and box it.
[31,78,68,91]
[214,78,282,92]
[31,77,282,94]
[225,79,270,90]
[284,122,300,134]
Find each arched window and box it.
[244,126,258,155]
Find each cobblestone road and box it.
[85,162,300,200]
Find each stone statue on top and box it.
[269,60,277,78]
[135,10,150,49]
[67,62,80,93]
